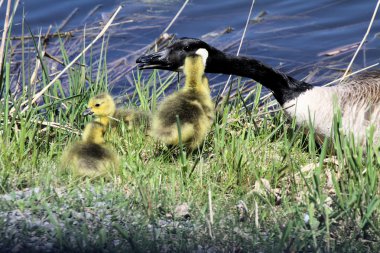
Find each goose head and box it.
[137,37,313,105]
[136,38,223,73]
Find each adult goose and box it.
[136,37,380,146]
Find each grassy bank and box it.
[1,5,380,253]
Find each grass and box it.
[1,5,380,253]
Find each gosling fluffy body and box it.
[61,121,119,178]
[151,49,214,150]
[113,108,151,131]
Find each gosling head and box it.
[82,121,106,144]
[85,93,116,117]
[136,37,221,72]
[183,48,208,77]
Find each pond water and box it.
[2,0,380,97]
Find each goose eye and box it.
[184,46,190,51]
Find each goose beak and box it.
[136,49,179,71]
[83,108,94,116]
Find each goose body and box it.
[284,75,380,145]
[137,38,380,145]
[61,121,119,178]
[150,49,215,150]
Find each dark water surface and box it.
[2,0,380,96]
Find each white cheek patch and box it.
[195,48,209,66]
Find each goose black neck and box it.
[206,52,313,105]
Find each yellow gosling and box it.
[150,49,214,151]
[61,121,119,178]
[86,93,151,131]
[85,93,116,127]
[113,108,151,131]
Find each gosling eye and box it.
[95,103,100,107]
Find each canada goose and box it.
[85,93,151,131]
[137,37,380,146]
[61,121,119,178]
[150,49,215,150]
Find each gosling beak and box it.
[83,108,94,116]
[136,49,178,71]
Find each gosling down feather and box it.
[137,37,380,146]
[150,49,215,150]
[61,121,119,178]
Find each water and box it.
[2,0,380,95]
